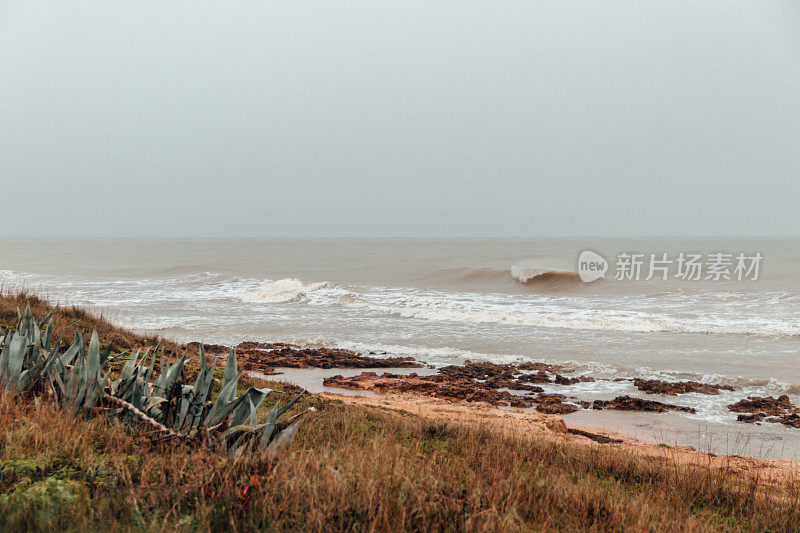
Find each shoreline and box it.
[259,363,800,462]
[320,391,800,488]
[5,290,800,529]
[4,290,800,464]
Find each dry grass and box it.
[2,392,800,531]
[0,290,182,354]
[3,293,800,531]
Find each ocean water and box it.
[3,238,800,457]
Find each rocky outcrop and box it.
[728,395,798,416]
[633,379,733,396]
[592,395,696,413]
[555,374,595,385]
[234,342,422,371]
[567,428,623,444]
[728,395,800,428]
[323,372,539,408]
[536,395,580,414]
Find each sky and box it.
[1,1,799,238]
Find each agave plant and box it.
[0,306,308,457]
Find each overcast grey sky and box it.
[2,1,799,237]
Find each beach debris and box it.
[633,378,733,396]
[591,395,696,413]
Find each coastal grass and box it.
[3,391,800,531]
[2,292,800,531]
[0,290,181,354]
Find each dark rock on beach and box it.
[323,372,538,408]
[555,374,595,385]
[234,341,422,372]
[728,395,799,416]
[633,378,734,396]
[592,395,696,413]
[728,395,800,428]
[186,342,230,353]
[567,428,624,444]
[517,370,552,384]
[536,396,580,414]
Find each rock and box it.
[517,362,559,372]
[633,378,733,396]
[737,413,766,423]
[554,374,595,385]
[728,395,800,429]
[567,428,623,444]
[235,342,422,370]
[322,372,538,408]
[517,370,552,384]
[727,395,798,416]
[186,342,230,353]
[775,414,800,428]
[484,376,544,392]
[438,361,519,381]
[536,399,580,414]
[592,395,696,413]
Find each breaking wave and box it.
[239,278,331,303]
[510,264,580,284]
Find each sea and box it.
[2,238,800,459]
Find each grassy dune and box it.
[2,293,800,531]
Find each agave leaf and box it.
[198,344,207,372]
[0,330,14,385]
[18,305,33,336]
[145,396,168,413]
[86,331,101,378]
[231,388,271,427]
[212,369,242,410]
[265,417,303,455]
[179,358,217,431]
[84,369,110,410]
[119,350,140,382]
[277,391,305,418]
[59,342,81,368]
[258,403,280,449]
[153,353,186,396]
[222,348,238,386]
[41,314,53,350]
[208,384,250,428]
[5,333,28,389]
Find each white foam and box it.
[339,294,800,336]
[239,278,331,304]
